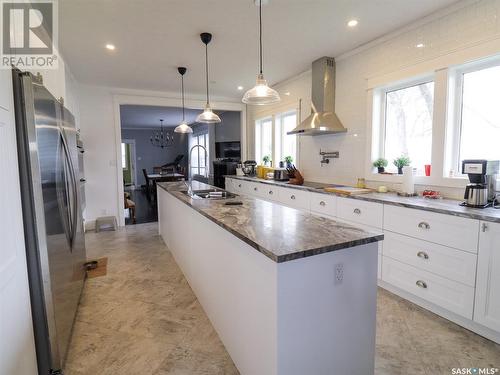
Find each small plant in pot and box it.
[284,155,293,168]
[262,155,271,166]
[373,158,388,173]
[393,155,411,174]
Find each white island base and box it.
[158,188,379,375]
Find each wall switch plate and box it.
[334,263,344,285]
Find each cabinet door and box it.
[474,221,500,332]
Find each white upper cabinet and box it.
[474,221,500,332]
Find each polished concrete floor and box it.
[66,223,500,375]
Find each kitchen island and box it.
[157,181,384,375]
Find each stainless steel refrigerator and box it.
[13,70,87,375]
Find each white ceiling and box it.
[60,0,460,99]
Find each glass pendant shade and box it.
[174,121,193,134]
[242,73,281,105]
[196,103,221,124]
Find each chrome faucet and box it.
[187,144,208,195]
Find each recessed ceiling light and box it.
[347,19,358,27]
[105,44,116,51]
[284,92,291,96]
[237,86,244,91]
[416,43,425,48]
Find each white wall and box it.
[249,0,500,199]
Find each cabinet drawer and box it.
[259,184,281,201]
[277,188,310,211]
[309,192,337,217]
[383,205,479,253]
[245,181,263,197]
[384,231,477,286]
[228,179,246,195]
[382,257,474,319]
[337,197,383,229]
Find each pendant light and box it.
[242,0,280,105]
[196,32,221,124]
[174,67,193,134]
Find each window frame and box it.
[254,110,298,167]
[446,56,500,177]
[189,131,209,178]
[373,74,435,175]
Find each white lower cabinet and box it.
[276,187,310,211]
[337,197,383,228]
[382,257,475,319]
[474,221,500,332]
[383,231,477,287]
[226,178,500,338]
[309,192,337,217]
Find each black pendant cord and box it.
[259,0,263,74]
[205,43,210,105]
[181,75,185,121]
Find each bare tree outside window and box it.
[384,82,434,173]
[459,65,500,164]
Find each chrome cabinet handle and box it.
[416,280,428,289]
[482,223,488,232]
[353,208,361,214]
[254,187,258,191]
[417,251,429,260]
[290,195,296,200]
[418,221,430,230]
[320,201,326,206]
[238,184,242,188]
[268,190,273,195]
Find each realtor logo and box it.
[1,0,58,69]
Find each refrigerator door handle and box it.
[60,131,78,248]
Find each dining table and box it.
[147,173,185,184]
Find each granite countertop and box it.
[157,181,384,263]
[227,176,500,224]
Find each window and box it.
[458,64,500,165]
[378,79,434,174]
[255,111,297,166]
[275,112,297,165]
[121,143,128,169]
[255,117,273,165]
[189,132,209,177]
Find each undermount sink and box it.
[182,189,237,200]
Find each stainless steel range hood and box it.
[288,57,347,136]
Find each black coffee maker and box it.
[461,160,499,208]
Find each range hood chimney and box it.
[288,57,347,136]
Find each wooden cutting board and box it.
[323,186,374,195]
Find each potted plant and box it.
[373,158,388,173]
[284,155,293,168]
[262,155,271,166]
[393,155,411,174]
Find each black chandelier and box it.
[150,119,174,148]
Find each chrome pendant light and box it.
[242,0,280,105]
[196,32,221,124]
[174,67,193,134]
[150,119,174,148]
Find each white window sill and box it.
[366,172,468,188]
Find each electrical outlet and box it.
[334,263,344,285]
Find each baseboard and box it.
[378,280,500,344]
